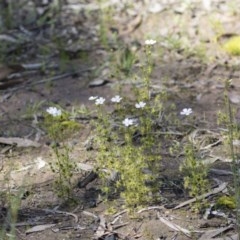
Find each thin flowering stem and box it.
[143,40,156,100]
[122,120,135,145]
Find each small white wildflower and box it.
[202,0,211,11]
[95,97,105,105]
[111,95,122,103]
[34,157,46,170]
[145,39,157,46]
[122,118,134,127]
[135,101,146,109]
[89,96,98,101]
[46,107,62,117]
[180,108,193,116]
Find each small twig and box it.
[209,168,233,176]
[112,210,128,218]
[22,63,59,70]
[112,222,129,230]
[155,131,184,136]
[137,206,165,214]
[43,209,78,223]
[0,34,18,43]
[5,67,95,93]
[174,182,228,210]
[82,211,99,220]
[12,222,48,227]
[29,73,76,87]
[52,224,85,232]
[111,216,121,225]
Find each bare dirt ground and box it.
[1,0,240,239]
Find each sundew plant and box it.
[90,95,162,207]
[88,39,167,207]
[88,38,210,209]
[44,106,80,200]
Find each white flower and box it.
[46,107,62,117]
[89,96,98,101]
[95,97,105,105]
[202,0,211,11]
[180,108,193,116]
[34,157,46,170]
[122,118,134,127]
[145,39,157,46]
[135,101,146,109]
[111,95,122,103]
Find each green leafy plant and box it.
[97,0,115,47]
[43,106,80,200]
[88,40,166,208]
[180,143,209,211]
[217,195,236,209]
[91,96,162,208]
[118,46,136,76]
[223,36,240,56]
[0,179,24,240]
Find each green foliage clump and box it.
[0,189,23,239]
[223,36,240,56]
[94,98,162,208]
[180,143,209,210]
[90,42,163,208]
[43,107,81,199]
[217,196,236,209]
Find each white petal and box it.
[35,157,46,170]
[89,96,98,100]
